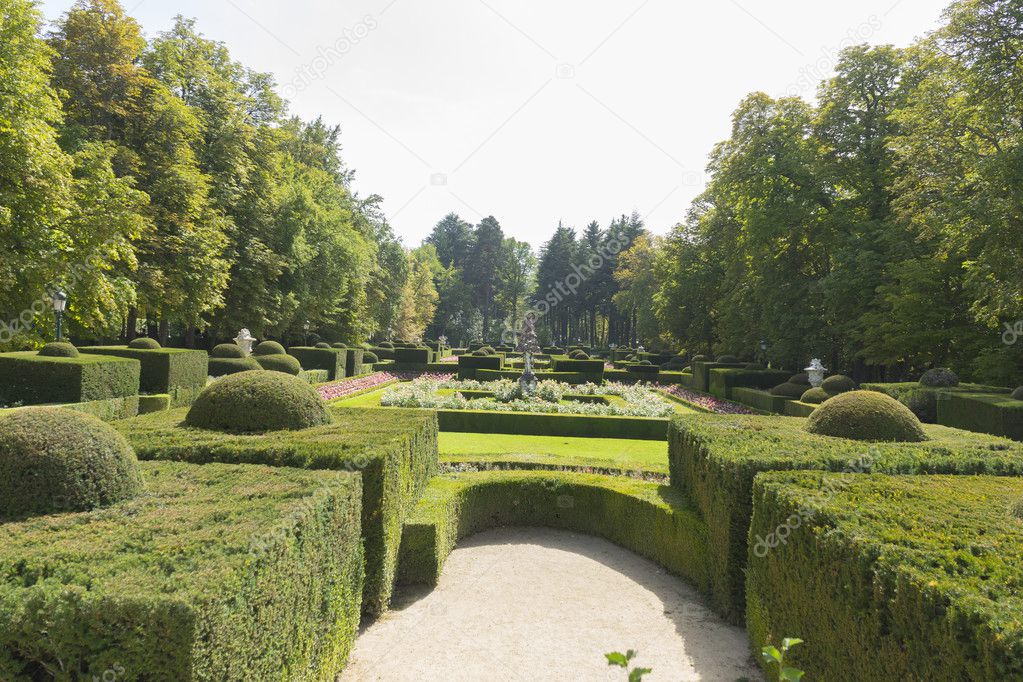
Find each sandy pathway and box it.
[341,527,762,681]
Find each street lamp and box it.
[51,288,68,341]
[303,319,310,346]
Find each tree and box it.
[497,237,535,342]
[394,247,439,340]
[613,234,660,343]
[465,215,505,340]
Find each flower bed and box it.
[660,384,756,415]
[316,371,455,401]
[380,377,676,418]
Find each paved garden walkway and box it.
[342,527,762,681]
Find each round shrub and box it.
[208,357,261,376]
[744,363,765,371]
[254,354,302,375]
[626,355,637,362]
[0,407,144,518]
[822,374,857,395]
[800,387,830,404]
[900,388,938,423]
[315,342,331,349]
[663,356,688,370]
[332,342,348,349]
[789,373,811,386]
[569,350,589,360]
[805,390,928,442]
[211,343,245,359]
[691,354,708,363]
[379,341,394,349]
[919,367,959,388]
[717,354,741,363]
[253,340,286,356]
[640,360,653,366]
[770,382,807,398]
[472,350,488,357]
[128,337,161,350]
[363,351,379,363]
[38,342,79,358]
[186,371,330,433]
[480,346,496,355]
[1013,386,1023,401]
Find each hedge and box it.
[937,392,1023,441]
[691,361,746,393]
[115,407,437,615]
[0,352,139,406]
[0,396,142,422]
[208,356,261,377]
[397,470,708,592]
[782,400,816,417]
[862,382,1011,424]
[457,354,502,380]
[80,346,208,407]
[625,364,660,376]
[395,347,433,364]
[288,346,346,380]
[367,346,395,361]
[344,348,365,379]
[437,409,668,440]
[668,413,1023,622]
[299,369,331,384]
[138,394,171,414]
[389,362,457,373]
[549,358,605,381]
[708,368,790,400]
[731,387,792,413]
[0,461,364,680]
[747,472,1023,680]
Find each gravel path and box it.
[342,527,762,681]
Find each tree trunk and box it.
[158,318,169,346]
[125,308,138,342]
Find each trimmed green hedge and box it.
[549,358,604,382]
[115,406,438,614]
[344,349,365,379]
[389,362,458,373]
[397,471,708,592]
[457,354,502,380]
[395,347,433,364]
[691,361,745,393]
[708,368,790,399]
[937,392,1023,441]
[288,346,346,380]
[731,387,791,413]
[0,352,139,406]
[782,400,816,417]
[138,394,171,414]
[668,413,1023,622]
[437,409,668,440]
[61,395,141,421]
[0,461,364,680]
[747,472,1023,680]
[208,356,261,377]
[81,346,208,407]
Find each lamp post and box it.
[759,340,768,365]
[51,288,68,341]
[303,320,310,346]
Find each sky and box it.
[40,0,951,248]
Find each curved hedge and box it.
[208,357,261,376]
[0,407,144,518]
[186,370,331,432]
[920,367,959,388]
[211,343,245,358]
[397,470,709,594]
[253,340,286,356]
[128,337,161,350]
[255,354,302,375]
[38,342,79,358]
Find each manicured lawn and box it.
[438,432,668,473]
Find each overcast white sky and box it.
[40,0,950,247]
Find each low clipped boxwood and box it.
[364,351,379,364]
[253,340,286,356]
[769,382,806,399]
[398,471,709,594]
[288,346,346,380]
[1012,387,1023,401]
[378,341,394,349]
[821,374,857,395]
[457,354,503,380]
[395,347,431,364]
[708,368,790,399]
[116,406,439,615]
[668,412,1023,622]
[80,345,209,407]
[0,407,144,519]
[186,370,331,433]
[128,337,161,350]
[716,354,741,364]
[937,392,1023,441]
[920,367,959,388]
[314,341,330,349]
[208,357,261,377]
[255,354,302,375]
[211,343,245,358]
[748,472,1023,680]
[789,373,811,386]
[332,342,348,349]
[805,390,927,442]
[38,342,79,358]
[0,460,364,679]
[437,409,667,440]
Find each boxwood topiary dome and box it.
[315,342,331,349]
[822,374,857,395]
[805,390,928,442]
[128,337,161,350]
[185,370,331,433]
[211,343,245,358]
[717,354,741,363]
[789,373,811,386]
[800,387,830,404]
[919,367,959,388]
[254,354,302,375]
[770,382,807,398]
[1013,386,1023,401]
[332,342,348,349]
[363,351,379,363]
[0,407,144,518]
[252,340,286,356]
[38,342,79,358]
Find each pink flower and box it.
[658,384,755,415]
[316,369,455,401]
